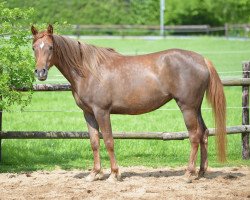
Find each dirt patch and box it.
[0,166,249,200]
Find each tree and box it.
[4,0,250,27]
[0,2,35,110]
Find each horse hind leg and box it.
[179,104,209,182]
[177,102,205,182]
[198,110,209,178]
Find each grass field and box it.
[1,36,250,172]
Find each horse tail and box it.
[205,58,227,162]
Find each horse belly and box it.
[108,56,173,114]
[111,85,172,115]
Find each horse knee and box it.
[189,128,208,144]
[189,130,201,144]
[104,139,114,151]
[90,140,100,151]
[200,129,209,144]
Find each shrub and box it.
[0,3,35,110]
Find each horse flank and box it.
[51,35,121,78]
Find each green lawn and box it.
[1,36,250,172]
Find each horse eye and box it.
[49,46,53,50]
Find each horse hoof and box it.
[184,171,196,183]
[198,170,205,178]
[96,171,105,180]
[85,174,95,182]
[85,170,104,182]
[107,173,122,182]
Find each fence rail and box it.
[69,23,250,37]
[16,78,250,92]
[73,24,212,33]
[0,125,249,140]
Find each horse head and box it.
[31,24,54,81]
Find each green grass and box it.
[1,36,250,172]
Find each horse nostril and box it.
[34,68,48,80]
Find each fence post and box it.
[76,25,80,40]
[0,106,2,162]
[0,64,2,162]
[0,74,2,162]
[242,61,250,159]
[224,23,228,38]
[160,0,165,37]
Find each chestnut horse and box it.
[31,25,226,182]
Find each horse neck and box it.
[52,36,119,90]
[54,60,85,91]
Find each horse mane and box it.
[51,35,121,78]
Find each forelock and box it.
[33,31,52,43]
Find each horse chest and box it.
[72,91,93,113]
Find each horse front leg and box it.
[84,112,104,182]
[94,109,121,182]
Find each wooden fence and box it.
[0,62,249,162]
[72,24,213,36]
[69,24,250,37]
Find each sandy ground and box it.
[0,166,249,200]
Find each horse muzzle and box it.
[34,68,48,81]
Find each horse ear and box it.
[31,25,38,36]
[47,24,53,34]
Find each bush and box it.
[0,3,35,110]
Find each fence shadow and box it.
[72,168,246,181]
[121,169,246,180]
